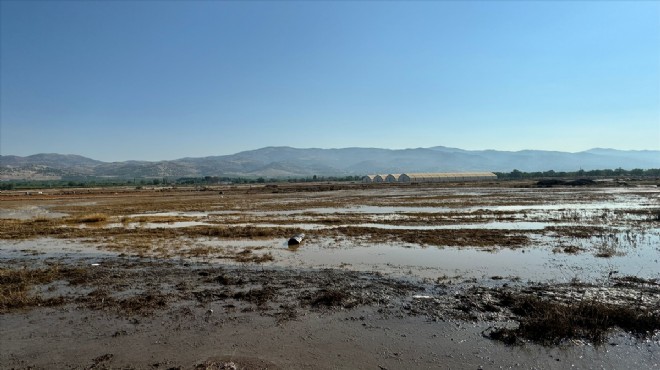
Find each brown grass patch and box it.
[544,226,607,238]
[234,249,274,263]
[124,215,196,224]
[309,289,350,308]
[75,213,109,223]
[327,226,529,248]
[0,266,90,311]
[613,276,659,286]
[594,244,619,258]
[182,246,220,257]
[233,286,276,306]
[487,293,660,345]
[82,289,171,315]
[552,245,584,254]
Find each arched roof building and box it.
[399,172,497,183]
[385,174,401,183]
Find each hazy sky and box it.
[1,1,659,161]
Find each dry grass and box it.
[82,289,171,316]
[552,245,584,254]
[74,213,109,223]
[594,244,618,258]
[325,226,529,248]
[309,289,350,308]
[0,266,89,311]
[487,293,660,345]
[183,246,221,257]
[544,226,608,238]
[123,215,196,224]
[234,249,274,263]
[232,286,276,306]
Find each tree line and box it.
[495,168,660,179]
[1,170,658,190]
[0,175,362,190]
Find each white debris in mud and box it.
[537,285,660,312]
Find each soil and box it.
[1,182,659,369]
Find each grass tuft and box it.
[488,293,660,345]
[76,213,109,223]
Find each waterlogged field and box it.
[2,184,658,281]
[1,182,659,369]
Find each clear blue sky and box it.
[1,1,658,161]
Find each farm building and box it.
[362,175,377,183]
[373,175,386,183]
[385,174,401,183]
[398,172,497,183]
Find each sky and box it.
[1,1,659,161]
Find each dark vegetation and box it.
[486,292,660,345]
[3,260,658,347]
[0,261,418,317]
[2,182,658,350]
[0,175,362,190]
[536,179,596,187]
[496,168,660,180]
[0,265,91,311]
[1,168,658,190]
[332,226,529,248]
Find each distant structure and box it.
[399,172,497,183]
[363,172,497,183]
[362,175,377,183]
[385,174,401,183]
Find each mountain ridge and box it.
[1,146,659,179]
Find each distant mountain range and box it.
[1,146,659,180]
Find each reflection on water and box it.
[3,187,658,284]
[271,231,660,283]
[231,222,580,231]
[104,221,213,229]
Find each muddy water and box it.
[0,238,120,260]
[2,185,659,369]
[104,221,213,229]
[0,205,68,219]
[3,186,659,284]
[268,233,660,283]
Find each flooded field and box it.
[2,183,657,282]
[1,182,659,369]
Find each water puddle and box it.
[103,221,213,229]
[269,231,660,282]
[254,205,456,215]
[0,238,120,260]
[352,222,575,230]
[480,202,658,212]
[0,206,68,220]
[127,211,212,218]
[3,187,658,284]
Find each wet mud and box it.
[1,182,659,369]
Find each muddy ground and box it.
[1,181,659,369]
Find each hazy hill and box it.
[0,154,101,174]
[1,147,659,179]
